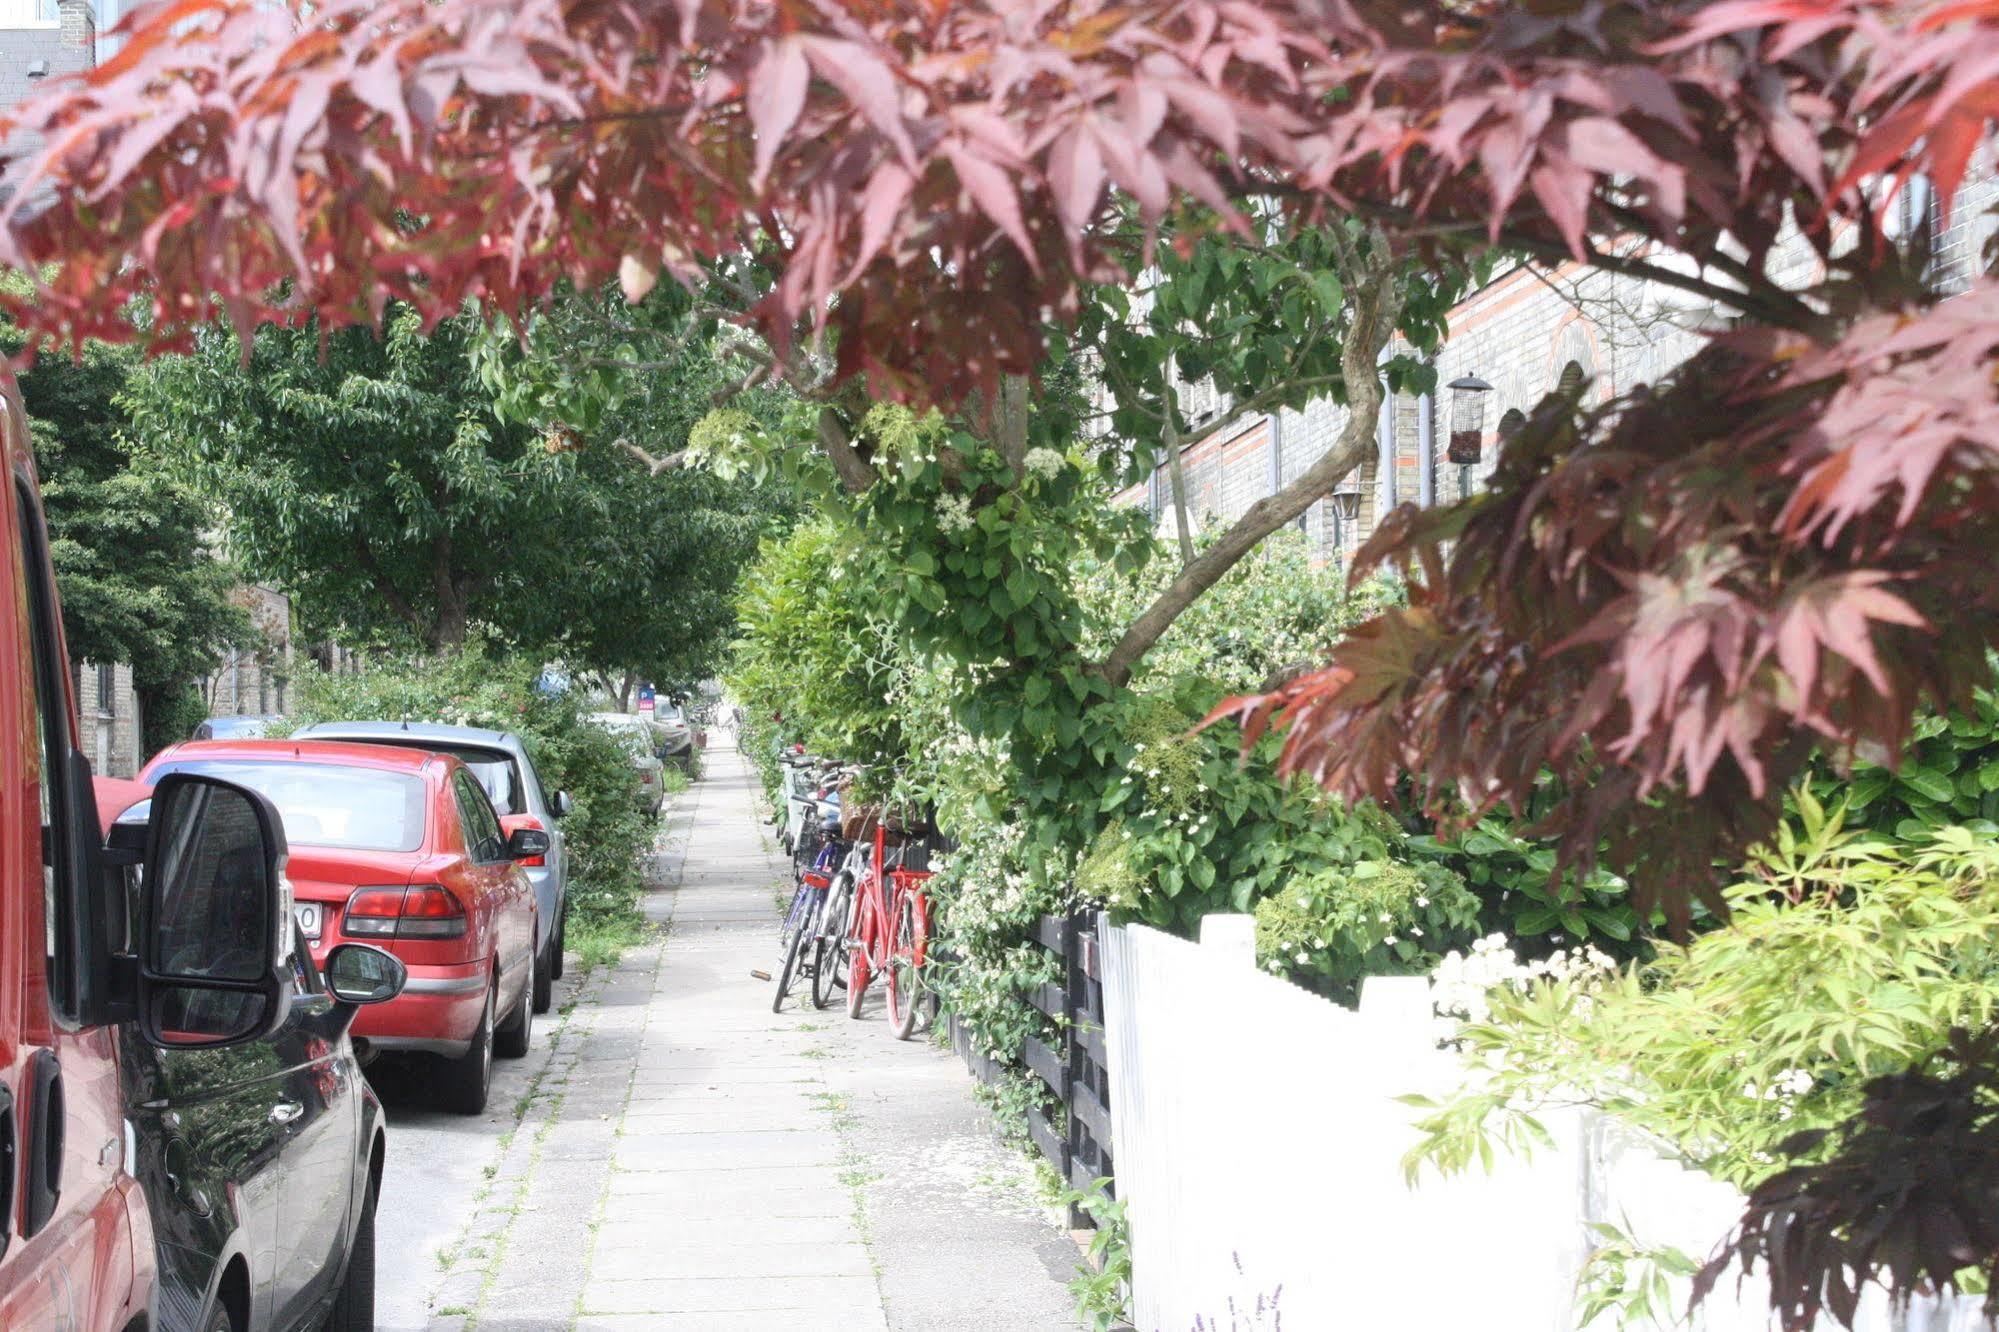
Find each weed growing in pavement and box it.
[1064,1179,1132,1332]
[568,913,648,970]
[799,1047,831,1060]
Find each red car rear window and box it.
[147,760,428,852]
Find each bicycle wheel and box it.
[771,890,817,1014]
[846,887,874,1021]
[887,892,926,1040]
[811,875,852,1010]
[776,882,809,952]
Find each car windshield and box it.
[590,715,658,757]
[318,739,524,814]
[201,716,270,739]
[146,760,428,852]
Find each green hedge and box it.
[278,640,658,946]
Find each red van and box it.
[0,367,300,1329]
[140,740,544,1114]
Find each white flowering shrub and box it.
[1254,858,1480,1003]
[1407,809,1999,1195]
[1429,933,1616,1025]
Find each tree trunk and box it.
[616,673,636,710]
[1161,382,1196,566]
[1101,237,1404,688]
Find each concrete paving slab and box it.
[389,740,1075,1331]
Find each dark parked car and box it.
[104,785,410,1331]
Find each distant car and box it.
[590,712,668,815]
[139,739,543,1115]
[294,721,572,1014]
[193,713,280,740]
[650,702,695,763]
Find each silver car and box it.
[650,702,695,762]
[293,720,572,1014]
[589,713,668,815]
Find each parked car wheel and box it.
[532,937,553,1014]
[437,980,496,1115]
[496,969,533,1058]
[322,1179,377,1332]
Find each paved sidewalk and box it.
[414,740,1077,1331]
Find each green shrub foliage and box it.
[282,638,657,934]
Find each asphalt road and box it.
[369,979,581,1331]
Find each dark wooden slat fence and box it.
[947,909,1115,1228]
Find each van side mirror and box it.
[553,791,572,819]
[324,944,406,1006]
[139,774,294,1050]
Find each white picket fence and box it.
[1099,917,1993,1332]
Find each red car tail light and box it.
[343,885,467,940]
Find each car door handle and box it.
[269,1102,304,1126]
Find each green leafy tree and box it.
[8,332,251,751]
[279,637,655,943]
[128,304,789,689]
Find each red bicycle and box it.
[843,823,935,1038]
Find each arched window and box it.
[1558,360,1588,395]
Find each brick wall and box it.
[1113,160,1996,569]
[73,658,141,777]
[206,584,295,719]
[0,0,91,160]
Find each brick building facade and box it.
[1119,158,1997,569]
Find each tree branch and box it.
[1160,373,1197,566]
[818,407,875,494]
[995,374,1030,474]
[348,536,428,642]
[1100,235,1404,688]
[620,439,689,476]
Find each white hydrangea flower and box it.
[1023,447,1066,480]
[936,492,974,533]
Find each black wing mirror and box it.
[323,944,407,1006]
[506,826,553,861]
[139,773,295,1050]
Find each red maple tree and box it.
[3,0,1992,886]
[2,0,1991,906]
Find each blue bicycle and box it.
[772,798,846,1012]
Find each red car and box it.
[141,739,546,1113]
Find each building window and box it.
[0,0,61,27]
[96,662,114,717]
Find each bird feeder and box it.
[1447,375,1494,464]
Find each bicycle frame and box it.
[845,824,934,1026]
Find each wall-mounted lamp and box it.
[26,60,49,80]
[1446,375,1494,464]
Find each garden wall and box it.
[1100,918,1992,1332]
